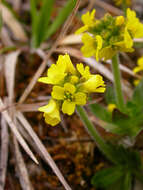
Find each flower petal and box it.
[75,92,87,105]
[51,86,64,100]
[62,100,75,115]
[38,99,56,113]
[57,54,76,74]
[107,104,116,112]
[124,28,133,49]
[44,108,61,126]
[137,57,143,67]
[64,83,76,94]
[83,74,106,93]
[38,77,50,84]
[76,63,91,80]
[133,66,143,73]
[46,64,67,84]
[95,35,103,61]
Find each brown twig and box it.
[0,98,38,164]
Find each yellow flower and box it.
[83,75,106,93]
[75,8,143,60]
[38,54,75,85]
[113,0,131,6]
[133,56,143,86]
[39,99,60,126]
[52,83,87,115]
[115,16,125,26]
[126,8,143,38]
[38,54,106,126]
[57,54,76,75]
[81,33,102,61]
[76,9,96,34]
[133,79,140,86]
[107,104,116,112]
[133,56,143,73]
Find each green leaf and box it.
[35,0,54,47]
[44,0,77,40]
[107,173,132,190]
[90,103,112,122]
[105,144,142,169]
[30,0,38,35]
[91,165,124,188]
[103,108,143,137]
[105,121,142,137]
[132,78,143,110]
[122,172,132,190]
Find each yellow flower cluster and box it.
[38,54,106,126]
[113,0,131,6]
[133,56,143,85]
[76,9,143,61]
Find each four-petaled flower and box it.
[52,83,86,115]
[38,54,105,126]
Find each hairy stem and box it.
[76,105,117,164]
[112,54,125,112]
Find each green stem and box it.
[122,0,127,16]
[76,105,117,164]
[112,54,125,112]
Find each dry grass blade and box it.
[0,98,38,164]
[16,111,72,190]
[0,116,9,190]
[4,50,20,102]
[0,3,27,41]
[13,0,21,11]
[13,134,33,190]
[59,34,82,45]
[16,101,48,112]
[18,0,81,104]
[94,0,123,15]
[1,27,14,46]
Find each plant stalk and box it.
[76,105,117,164]
[122,0,127,16]
[111,54,125,112]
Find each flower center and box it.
[64,91,73,102]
